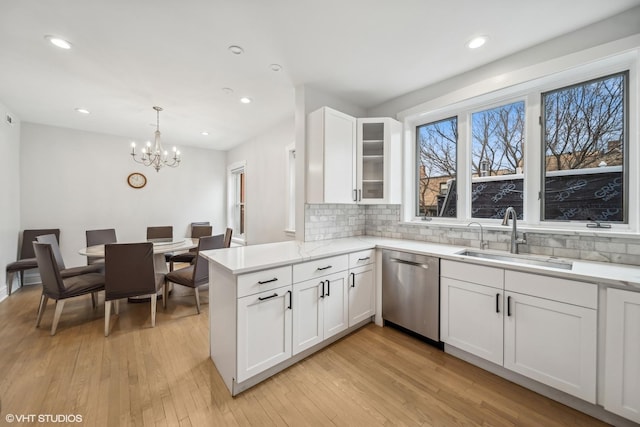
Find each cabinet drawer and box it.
[349,249,375,268]
[441,260,503,289]
[505,270,597,309]
[293,255,349,283]
[237,266,292,298]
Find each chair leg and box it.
[162,281,168,309]
[6,271,14,296]
[194,287,201,314]
[114,300,120,315]
[169,260,174,272]
[150,294,157,327]
[104,301,112,337]
[91,292,97,309]
[35,294,48,327]
[19,271,24,288]
[51,300,65,336]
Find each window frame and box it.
[227,161,246,245]
[402,49,638,233]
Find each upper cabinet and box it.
[307,107,402,204]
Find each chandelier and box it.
[130,106,181,172]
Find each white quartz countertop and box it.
[201,236,640,290]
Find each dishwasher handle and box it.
[390,257,430,269]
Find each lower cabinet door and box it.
[348,264,375,327]
[237,285,292,383]
[292,278,324,355]
[604,288,640,423]
[441,277,504,365]
[323,272,349,339]
[503,292,597,403]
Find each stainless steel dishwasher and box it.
[382,250,440,342]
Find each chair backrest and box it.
[223,228,233,248]
[146,226,173,241]
[86,228,117,247]
[33,242,65,299]
[36,234,66,270]
[192,235,223,285]
[20,229,60,260]
[104,242,156,301]
[191,225,213,239]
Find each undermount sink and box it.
[457,249,573,270]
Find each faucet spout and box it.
[467,222,487,250]
[501,207,526,254]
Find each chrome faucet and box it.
[467,222,488,250]
[501,207,526,254]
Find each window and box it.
[542,72,627,223]
[228,162,246,242]
[471,101,525,219]
[416,116,457,218]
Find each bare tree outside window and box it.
[416,117,457,217]
[542,72,626,222]
[471,101,525,219]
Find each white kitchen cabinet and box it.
[356,118,402,204]
[307,107,401,204]
[440,260,504,365]
[237,284,292,383]
[503,291,597,403]
[292,271,349,355]
[307,107,357,204]
[348,263,375,327]
[604,288,640,423]
[441,277,504,365]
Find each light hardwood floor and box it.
[0,282,608,426]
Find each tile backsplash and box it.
[305,203,640,267]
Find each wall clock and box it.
[127,172,147,189]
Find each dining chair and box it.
[85,228,117,265]
[36,234,103,280]
[169,225,213,271]
[33,242,105,336]
[6,228,60,296]
[147,226,174,263]
[104,242,165,336]
[164,229,232,314]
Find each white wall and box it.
[226,117,295,245]
[20,123,226,268]
[0,102,21,299]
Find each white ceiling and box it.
[1,0,639,151]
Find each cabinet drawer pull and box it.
[357,257,370,261]
[258,293,278,301]
[507,296,512,317]
[496,293,500,313]
[316,265,332,271]
[258,278,278,285]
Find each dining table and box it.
[78,238,198,301]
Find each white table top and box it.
[200,236,640,290]
[79,238,197,257]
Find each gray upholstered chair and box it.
[104,242,165,336]
[164,229,232,314]
[6,228,60,296]
[33,242,105,336]
[169,225,213,271]
[147,226,174,263]
[36,234,103,278]
[85,228,117,265]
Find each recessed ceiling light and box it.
[222,87,234,95]
[75,108,90,114]
[270,64,282,72]
[201,131,209,136]
[240,97,252,104]
[45,35,72,50]
[228,45,244,55]
[467,36,487,49]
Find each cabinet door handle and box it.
[353,189,358,202]
[496,293,500,313]
[287,290,292,310]
[320,281,325,299]
[507,296,512,317]
[258,293,278,302]
[350,272,355,288]
[316,265,332,271]
[326,279,330,296]
[358,189,362,201]
[258,278,278,284]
